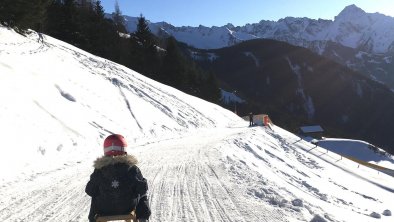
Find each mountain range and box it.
[121,4,394,88]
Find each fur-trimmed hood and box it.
[93,154,138,169]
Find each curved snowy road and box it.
[0,126,284,222]
[3,125,393,222]
[132,127,285,222]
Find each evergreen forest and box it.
[0,0,221,104]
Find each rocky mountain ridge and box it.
[121,4,394,88]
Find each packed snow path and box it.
[2,125,393,222]
[0,126,286,222]
[137,127,285,222]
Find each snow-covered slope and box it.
[316,138,394,170]
[0,25,238,181]
[1,26,393,222]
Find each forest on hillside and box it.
[0,0,221,104]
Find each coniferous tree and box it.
[160,37,188,89]
[45,0,121,61]
[94,0,105,19]
[84,0,122,61]
[201,71,221,103]
[0,0,51,31]
[112,0,126,33]
[65,0,87,47]
[159,37,221,103]
[129,14,160,78]
[77,1,95,50]
[45,0,82,45]
[44,0,62,35]
[134,14,154,47]
[42,1,221,105]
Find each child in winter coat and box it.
[85,134,151,222]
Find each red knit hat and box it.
[103,134,127,156]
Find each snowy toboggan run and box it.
[0,26,393,222]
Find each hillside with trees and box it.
[0,0,221,104]
[192,39,394,154]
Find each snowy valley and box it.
[1,25,394,222]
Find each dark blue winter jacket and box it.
[85,154,149,218]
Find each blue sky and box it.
[100,0,394,27]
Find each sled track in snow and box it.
[0,162,90,221]
[137,127,287,222]
[0,127,288,222]
[139,133,244,222]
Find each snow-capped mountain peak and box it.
[117,4,394,88]
[120,4,394,54]
[335,4,366,20]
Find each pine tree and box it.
[40,1,220,104]
[159,37,221,103]
[134,14,154,47]
[0,0,51,31]
[201,71,221,103]
[112,0,126,33]
[128,14,160,78]
[94,0,105,19]
[160,37,188,89]
[44,0,62,34]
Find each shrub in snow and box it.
[310,214,327,222]
[247,189,265,199]
[280,199,288,206]
[268,196,280,205]
[292,198,304,207]
[268,196,288,207]
[319,194,328,202]
[383,209,391,216]
[254,190,265,199]
[370,212,381,218]
[263,188,274,195]
[38,146,46,155]
[290,206,302,212]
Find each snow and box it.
[122,5,394,55]
[317,138,394,170]
[383,56,392,64]
[1,26,394,222]
[355,51,367,59]
[207,52,219,61]
[286,57,315,119]
[243,51,260,67]
[220,89,244,104]
[368,59,382,64]
[190,51,219,62]
[355,82,363,97]
[169,25,235,49]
